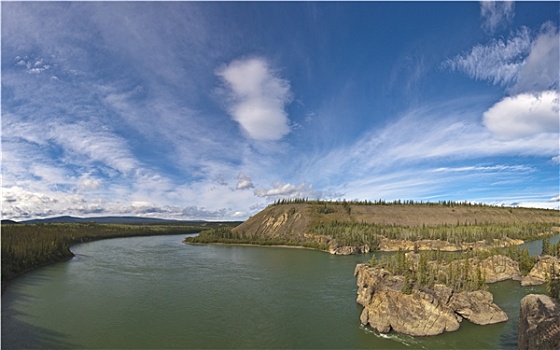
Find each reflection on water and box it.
[1,234,557,349]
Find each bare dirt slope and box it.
[233,202,559,238]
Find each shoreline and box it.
[185,241,330,253]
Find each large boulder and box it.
[447,290,508,325]
[521,255,560,286]
[518,294,560,350]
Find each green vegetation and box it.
[311,221,555,247]
[1,222,239,285]
[370,245,536,293]
[542,237,560,301]
[184,227,329,250]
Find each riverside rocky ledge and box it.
[354,262,509,337]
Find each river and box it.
[2,234,557,349]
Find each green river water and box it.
[2,234,557,349]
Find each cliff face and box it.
[354,263,508,337]
[518,294,560,350]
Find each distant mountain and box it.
[1,219,20,225]
[19,216,209,225]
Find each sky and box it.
[2,1,559,221]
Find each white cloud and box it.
[445,23,559,95]
[513,22,559,93]
[235,173,254,190]
[552,156,560,164]
[254,182,313,199]
[444,27,531,86]
[432,165,534,173]
[549,195,560,202]
[480,1,515,33]
[77,176,101,192]
[483,90,559,140]
[50,123,139,175]
[217,57,292,141]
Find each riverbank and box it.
[1,222,239,294]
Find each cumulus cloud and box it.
[483,90,559,140]
[254,182,314,199]
[549,195,560,202]
[235,173,254,190]
[217,57,292,141]
[480,1,515,33]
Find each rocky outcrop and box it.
[518,294,560,350]
[359,289,461,336]
[447,290,508,325]
[521,255,560,286]
[478,254,522,283]
[329,244,371,255]
[377,237,524,252]
[355,263,508,337]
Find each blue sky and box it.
[2,1,559,221]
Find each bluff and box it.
[224,202,558,254]
[518,294,560,350]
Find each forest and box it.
[369,238,560,297]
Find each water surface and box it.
[2,234,554,349]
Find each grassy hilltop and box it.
[186,200,559,252]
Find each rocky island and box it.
[356,251,560,337]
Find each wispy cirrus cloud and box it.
[480,1,515,33]
[217,57,293,141]
[443,27,531,86]
[444,23,559,94]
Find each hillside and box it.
[19,216,224,225]
[186,201,559,253]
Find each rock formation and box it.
[518,294,560,350]
[355,263,508,337]
[478,254,522,283]
[521,255,560,286]
[377,237,524,252]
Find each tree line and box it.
[369,245,536,294]
[269,198,532,208]
[310,221,555,247]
